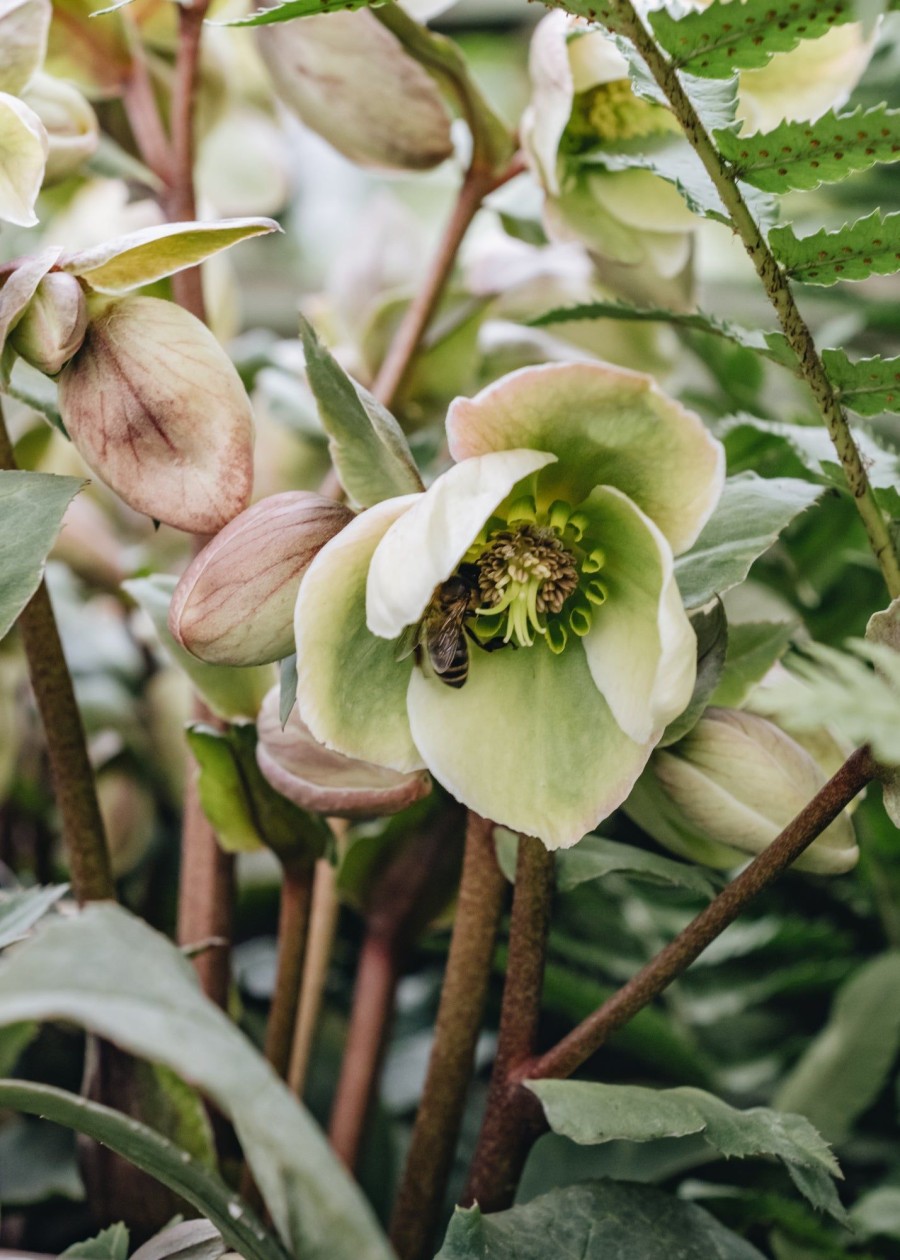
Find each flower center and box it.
[564,80,679,151]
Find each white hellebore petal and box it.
[0,0,50,98]
[58,296,254,534]
[257,10,453,171]
[0,90,48,226]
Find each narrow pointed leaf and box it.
[61,218,280,294]
[555,834,719,897]
[823,348,900,416]
[770,211,900,286]
[219,0,382,26]
[300,317,423,508]
[0,470,83,641]
[716,105,900,194]
[0,885,67,949]
[650,0,856,79]
[0,1080,286,1260]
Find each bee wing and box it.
[394,623,420,662]
[428,609,468,672]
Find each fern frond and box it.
[823,349,900,417]
[649,0,856,80]
[769,212,900,286]
[715,105,900,193]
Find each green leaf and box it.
[774,952,900,1144]
[715,105,900,194]
[660,600,728,746]
[217,0,382,27]
[0,1021,36,1075]
[770,211,900,286]
[528,1081,845,1222]
[650,0,856,79]
[0,470,84,641]
[299,317,423,509]
[822,348,900,416]
[436,1181,767,1259]
[0,1081,284,1260]
[710,621,795,708]
[675,473,822,608]
[61,218,280,295]
[130,1220,225,1260]
[279,653,298,726]
[123,575,272,721]
[716,413,900,485]
[186,722,329,860]
[555,834,719,897]
[6,356,66,434]
[850,1187,900,1242]
[61,1224,130,1260]
[0,904,393,1260]
[0,884,68,949]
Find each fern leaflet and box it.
[769,212,900,286]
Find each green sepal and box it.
[186,722,330,862]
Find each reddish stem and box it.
[264,860,315,1080]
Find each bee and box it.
[396,566,479,689]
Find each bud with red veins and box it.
[170,491,355,667]
[9,270,87,374]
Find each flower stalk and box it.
[264,857,315,1081]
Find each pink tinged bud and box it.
[9,271,87,374]
[256,686,432,818]
[57,296,254,534]
[169,491,354,667]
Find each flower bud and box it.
[19,72,98,183]
[257,10,453,171]
[169,492,354,667]
[58,295,254,534]
[256,685,431,818]
[9,271,87,374]
[625,707,858,875]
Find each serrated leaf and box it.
[62,1224,130,1260]
[613,35,740,133]
[300,317,423,508]
[124,575,272,722]
[555,834,719,897]
[650,0,856,80]
[823,348,900,416]
[0,1082,284,1260]
[770,211,900,286]
[0,905,393,1260]
[0,884,68,949]
[716,104,900,194]
[529,1081,845,1222]
[674,473,822,607]
[710,621,794,708]
[436,1181,767,1259]
[216,0,382,26]
[717,412,900,484]
[0,470,84,642]
[775,952,900,1145]
[61,218,280,295]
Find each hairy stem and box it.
[0,406,114,904]
[605,0,900,597]
[372,157,524,411]
[166,0,210,320]
[264,859,315,1080]
[389,813,506,1260]
[462,745,875,1211]
[462,836,554,1212]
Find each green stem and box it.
[605,0,900,598]
[461,745,875,1212]
[461,836,554,1214]
[389,813,506,1260]
[0,405,114,904]
[264,859,314,1081]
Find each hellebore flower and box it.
[293,362,724,849]
[0,0,51,226]
[624,706,859,875]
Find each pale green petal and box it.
[580,485,696,744]
[447,361,724,555]
[0,0,50,96]
[406,637,651,850]
[521,11,573,196]
[366,448,555,641]
[0,92,47,227]
[589,169,699,236]
[295,495,425,774]
[739,25,875,132]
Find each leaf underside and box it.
[769,211,900,286]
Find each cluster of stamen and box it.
[477,524,579,622]
[564,80,678,151]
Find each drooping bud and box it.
[19,72,97,183]
[257,10,453,171]
[9,271,87,374]
[170,492,354,667]
[625,707,858,875]
[57,296,254,534]
[256,685,432,818]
